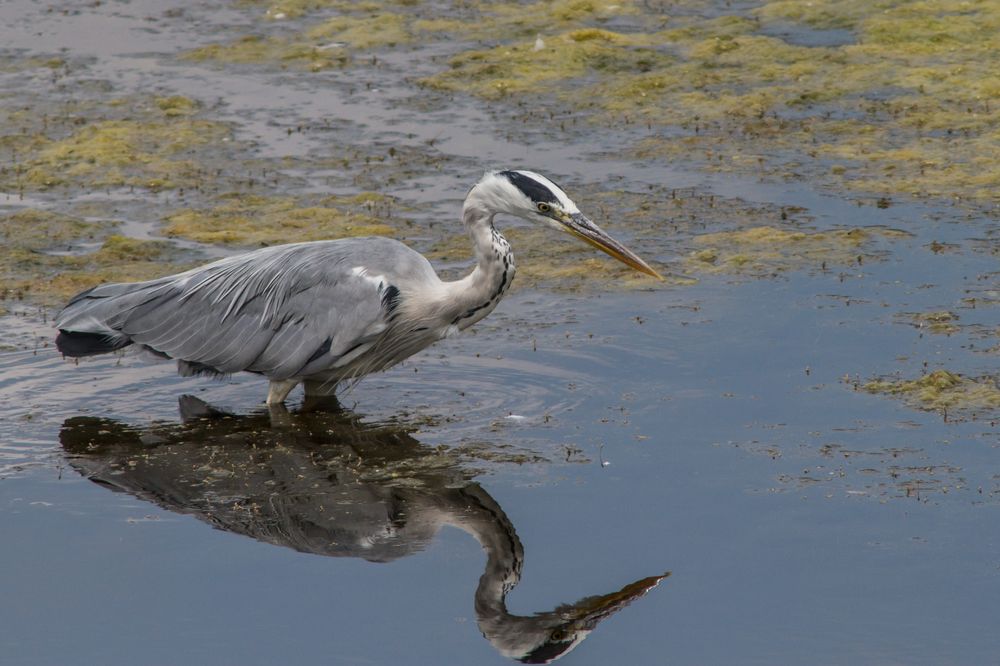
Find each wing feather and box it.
[56,238,439,380]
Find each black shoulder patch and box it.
[500,170,559,204]
[381,284,402,316]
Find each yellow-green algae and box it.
[0,209,110,251]
[410,0,1000,204]
[183,11,410,69]
[907,310,960,334]
[753,0,900,29]
[183,0,1000,202]
[413,0,639,40]
[188,0,640,71]
[0,210,189,305]
[423,28,672,100]
[305,13,410,49]
[0,55,67,73]
[686,225,910,274]
[251,0,636,32]
[163,193,397,246]
[2,96,230,191]
[183,34,350,71]
[255,0,388,20]
[154,95,201,117]
[603,1,1000,202]
[863,370,1000,415]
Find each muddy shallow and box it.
[1,1,999,664]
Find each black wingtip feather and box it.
[177,360,230,379]
[56,330,132,357]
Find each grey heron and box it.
[55,170,661,405]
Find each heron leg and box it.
[303,378,338,397]
[266,379,299,406]
[302,379,341,413]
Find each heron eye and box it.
[537,202,551,213]
[550,629,567,641]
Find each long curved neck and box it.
[443,204,516,330]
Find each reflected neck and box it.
[444,484,523,619]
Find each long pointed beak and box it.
[561,213,663,280]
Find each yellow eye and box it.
[537,202,551,213]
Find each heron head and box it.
[469,170,662,280]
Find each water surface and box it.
[1,1,998,665]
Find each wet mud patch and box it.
[0,208,192,305]
[1,93,234,192]
[610,1,1000,205]
[163,192,399,247]
[183,4,416,71]
[421,27,673,100]
[199,0,642,65]
[297,142,469,198]
[183,34,350,72]
[366,0,1000,210]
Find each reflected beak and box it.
[561,213,663,280]
[563,572,671,628]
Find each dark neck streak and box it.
[448,207,516,329]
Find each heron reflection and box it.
[60,398,666,664]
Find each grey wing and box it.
[59,239,421,379]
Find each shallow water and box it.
[2,1,999,665]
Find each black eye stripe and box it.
[500,170,559,204]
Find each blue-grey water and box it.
[1,1,998,665]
